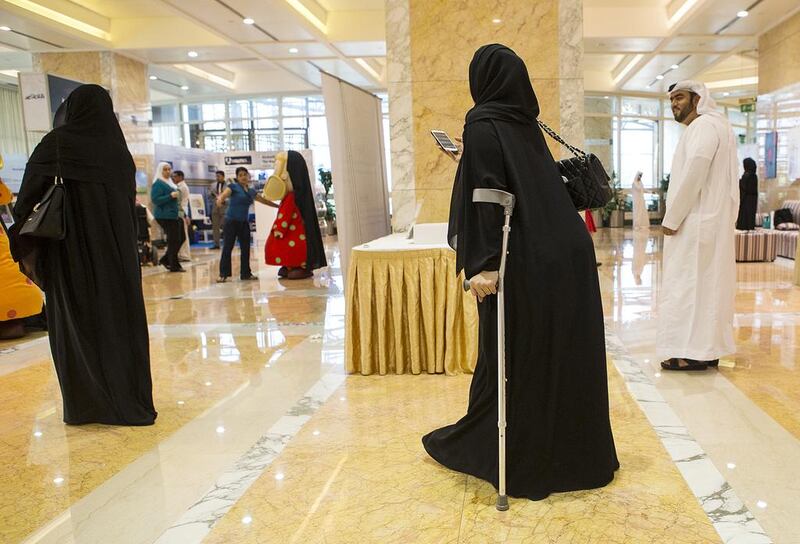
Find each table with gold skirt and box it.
[345,234,478,375]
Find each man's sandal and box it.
[660,358,708,371]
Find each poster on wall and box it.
[154,144,216,181]
[18,73,50,131]
[765,131,778,179]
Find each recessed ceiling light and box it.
[242,515,253,525]
[492,18,502,24]
[216,426,225,434]
[723,92,730,96]
[656,74,664,80]
[33,431,43,438]
[671,64,680,70]
[275,472,285,480]
[288,47,299,54]
[756,500,767,509]
[603,96,610,99]
[727,462,736,469]
[737,10,749,18]
[0,26,10,31]
[243,17,255,25]
[149,75,157,80]
[187,51,198,58]
[53,477,65,485]
[181,85,189,91]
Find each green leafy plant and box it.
[317,168,335,222]
[603,172,625,220]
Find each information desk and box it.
[345,233,478,375]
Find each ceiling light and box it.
[275,472,285,480]
[492,18,502,24]
[149,75,157,80]
[671,64,680,70]
[173,64,235,89]
[656,74,664,80]
[181,85,189,91]
[53,477,65,485]
[669,0,701,28]
[723,92,730,96]
[187,51,198,58]
[4,0,110,40]
[288,47,299,54]
[216,426,225,434]
[0,26,10,31]
[727,462,736,469]
[33,431,43,437]
[243,17,255,25]
[737,10,749,18]
[242,515,253,525]
[286,0,327,34]
[756,500,767,509]
[613,54,644,85]
[177,400,185,405]
[355,57,381,80]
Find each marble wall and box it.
[758,10,800,96]
[31,52,154,185]
[387,0,584,228]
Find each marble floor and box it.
[1,228,798,543]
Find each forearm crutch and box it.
[463,188,516,511]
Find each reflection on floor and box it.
[0,229,798,544]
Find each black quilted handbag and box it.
[538,120,613,211]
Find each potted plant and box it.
[603,172,625,228]
[318,168,336,235]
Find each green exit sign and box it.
[741,103,756,113]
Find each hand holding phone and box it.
[431,130,461,161]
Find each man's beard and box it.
[673,106,689,122]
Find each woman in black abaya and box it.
[287,150,327,273]
[11,84,157,426]
[736,157,758,230]
[422,45,618,500]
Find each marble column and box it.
[31,52,154,187]
[386,0,584,229]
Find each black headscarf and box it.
[24,84,134,185]
[465,44,540,126]
[449,44,541,255]
[743,157,757,173]
[287,151,327,270]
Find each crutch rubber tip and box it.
[496,495,509,511]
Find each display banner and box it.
[154,144,217,181]
[18,73,50,131]
[320,72,390,284]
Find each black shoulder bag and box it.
[538,120,613,211]
[19,136,66,240]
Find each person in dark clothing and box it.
[736,157,758,230]
[422,44,618,501]
[10,84,157,426]
[216,166,274,282]
[151,161,185,272]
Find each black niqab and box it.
[287,151,327,270]
[737,158,758,230]
[11,84,156,426]
[423,45,618,500]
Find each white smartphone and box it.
[431,130,460,154]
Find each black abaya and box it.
[736,163,758,230]
[287,151,327,270]
[422,45,618,500]
[11,85,156,426]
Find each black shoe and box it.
[241,274,258,281]
[169,267,187,273]
[277,266,288,278]
[660,358,708,371]
[706,359,719,368]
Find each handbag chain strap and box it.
[537,120,587,160]
[55,131,63,185]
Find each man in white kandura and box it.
[657,80,739,372]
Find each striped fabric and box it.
[775,200,800,259]
[735,229,778,262]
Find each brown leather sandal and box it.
[660,358,708,371]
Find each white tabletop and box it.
[352,232,452,253]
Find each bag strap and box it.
[537,120,587,160]
[54,132,63,186]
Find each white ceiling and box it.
[1,0,799,101]
[586,0,800,99]
[0,0,387,98]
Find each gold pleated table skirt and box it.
[345,246,478,375]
